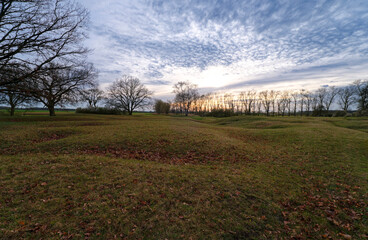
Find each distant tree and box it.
[81,87,105,108]
[269,90,278,116]
[224,93,235,112]
[291,91,299,116]
[154,100,171,114]
[107,75,152,115]
[353,80,368,114]
[0,0,89,89]
[246,90,257,114]
[278,91,289,116]
[256,98,262,115]
[299,89,306,116]
[238,91,248,114]
[30,63,96,116]
[301,91,312,116]
[323,86,338,112]
[173,81,198,116]
[260,90,271,116]
[311,93,318,111]
[337,85,356,113]
[0,84,31,116]
[315,88,328,115]
[0,66,31,115]
[285,92,292,116]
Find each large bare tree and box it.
[107,75,152,115]
[337,85,356,113]
[30,63,96,116]
[0,0,89,89]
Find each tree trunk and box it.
[10,104,15,116]
[48,105,56,116]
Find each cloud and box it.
[77,0,368,98]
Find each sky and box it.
[77,0,368,99]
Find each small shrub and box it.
[154,100,171,114]
[204,109,236,117]
[332,111,347,117]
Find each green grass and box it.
[0,113,367,239]
[0,109,75,116]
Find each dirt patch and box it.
[32,131,76,143]
[77,147,251,165]
[75,122,107,127]
[250,121,288,129]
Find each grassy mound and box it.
[0,113,367,239]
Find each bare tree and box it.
[0,84,31,116]
[239,91,248,114]
[323,86,338,112]
[353,80,368,113]
[173,81,198,116]
[260,90,271,116]
[269,90,278,116]
[224,93,235,112]
[256,97,262,115]
[311,93,318,112]
[30,63,96,116]
[337,85,356,113]
[278,91,289,116]
[315,88,328,115]
[291,91,299,116]
[107,75,152,115]
[299,90,305,116]
[0,0,89,88]
[302,91,313,116]
[238,90,256,114]
[285,92,292,116]
[81,87,105,108]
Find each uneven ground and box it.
[0,112,367,239]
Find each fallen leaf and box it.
[339,233,352,240]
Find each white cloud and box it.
[77,0,368,98]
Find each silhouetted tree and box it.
[353,80,368,114]
[260,90,271,116]
[155,100,171,114]
[107,75,152,115]
[0,0,89,89]
[323,86,338,112]
[173,81,198,116]
[337,85,356,113]
[302,91,312,116]
[30,63,96,116]
[0,84,31,116]
[81,87,105,108]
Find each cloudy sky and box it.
[77,0,368,98]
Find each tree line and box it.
[168,80,368,117]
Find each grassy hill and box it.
[0,113,367,239]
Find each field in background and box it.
[0,113,367,239]
[0,109,75,116]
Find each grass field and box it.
[0,113,367,239]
